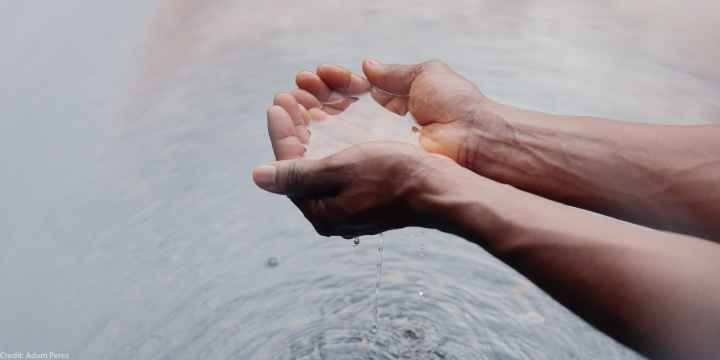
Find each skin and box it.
[252,60,720,359]
[295,60,720,240]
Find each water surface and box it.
[2,1,719,359]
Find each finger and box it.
[308,108,330,121]
[362,58,420,95]
[252,158,341,197]
[370,87,408,115]
[291,88,322,109]
[385,97,409,115]
[297,104,311,125]
[296,71,343,103]
[321,106,343,115]
[273,93,304,126]
[267,105,305,160]
[370,86,393,106]
[274,93,310,143]
[316,64,370,94]
[321,96,358,114]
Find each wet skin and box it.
[253,59,720,359]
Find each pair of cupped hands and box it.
[253,59,504,237]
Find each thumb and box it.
[362,58,420,95]
[252,158,338,197]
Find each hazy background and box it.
[1,0,718,358]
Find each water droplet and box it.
[360,335,370,352]
[417,241,425,297]
[352,237,360,247]
[266,257,279,268]
[373,236,384,332]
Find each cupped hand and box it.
[252,100,459,238]
[293,60,515,175]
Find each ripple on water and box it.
[236,245,507,359]
[122,232,638,360]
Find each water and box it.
[304,93,419,159]
[372,236,385,335]
[418,242,425,297]
[3,1,720,359]
[266,257,280,268]
[353,235,384,338]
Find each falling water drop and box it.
[418,241,425,297]
[371,235,384,334]
[265,257,279,268]
[352,237,360,247]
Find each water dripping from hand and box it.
[371,235,384,335]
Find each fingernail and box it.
[253,165,276,190]
[317,63,335,72]
[365,58,379,66]
[297,70,315,79]
[326,92,344,103]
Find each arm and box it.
[416,165,720,359]
[465,100,720,239]
[327,59,720,239]
[258,71,720,359]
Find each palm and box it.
[271,61,489,168]
[260,62,465,236]
[291,61,481,124]
[373,61,482,127]
[265,66,420,163]
[264,94,436,236]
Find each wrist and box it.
[451,100,523,174]
[408,156,517,240]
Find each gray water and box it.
[2,0,719,359]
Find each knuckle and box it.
[322,156,353,180]
[323,155,344,171]
[286,162,304,190]
[410,60,446,86]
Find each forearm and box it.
[468,99,720,238]
[418,169,720,359]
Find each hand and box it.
[294,60,516,175]
[252,100,460,238]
